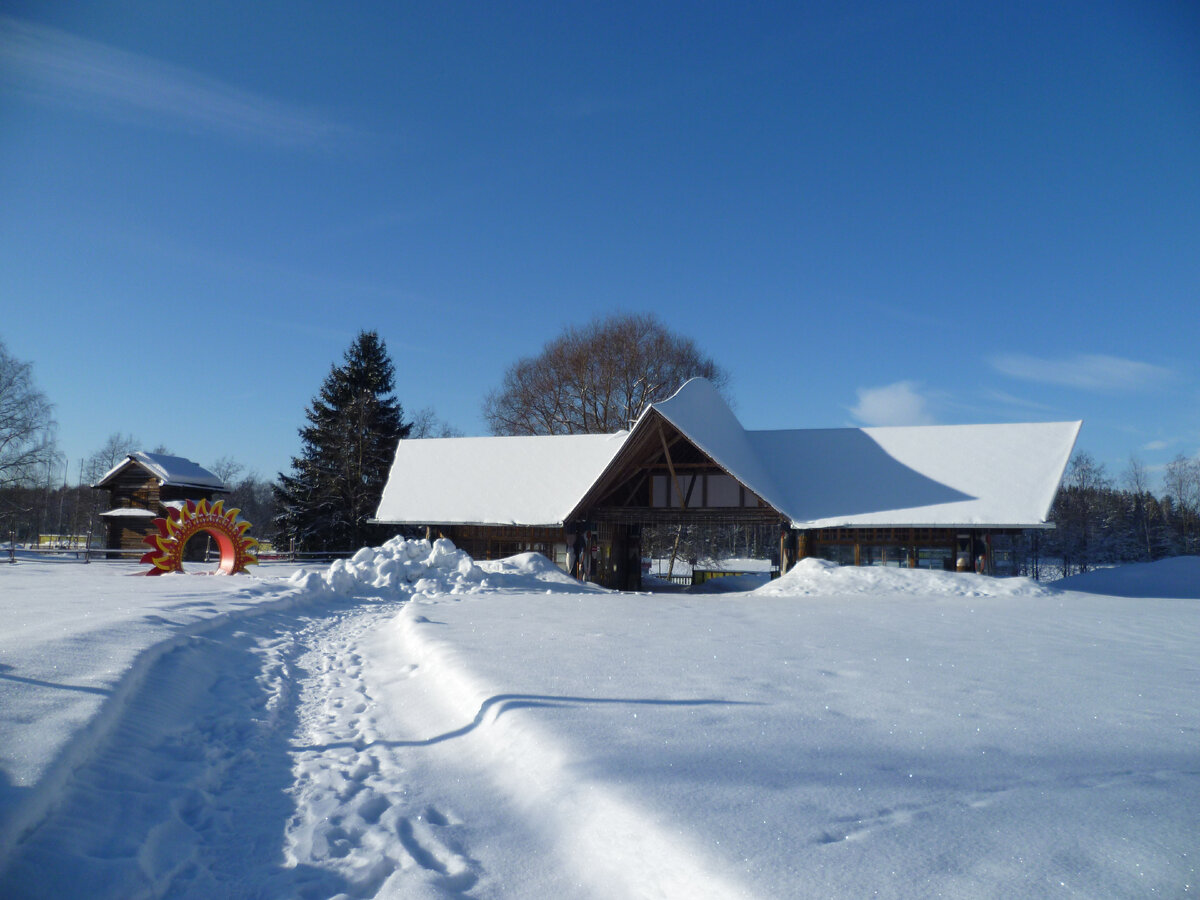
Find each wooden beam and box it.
[658,422,687,510]
[620,469,651,506]
[683,470,698,507]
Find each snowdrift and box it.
[754,557,1058,597]
[1056,555,1200,599]
[288,536,487,596]
[288,538,609,598]
[476,551,610,593]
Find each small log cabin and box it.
[373,379,1081,591]
[93,452,229,556]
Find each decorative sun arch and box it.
[141,498,259,575]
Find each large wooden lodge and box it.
[374,379,1080,591]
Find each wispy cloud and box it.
[990,353,1174,392]
[0,15,351,148]
[981,389,1058,414]
[849,381,935,426]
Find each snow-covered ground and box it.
[0,545,1196,898]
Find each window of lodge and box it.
[817,543,856,566]
[917,547,954,570]
[861,545,906,567]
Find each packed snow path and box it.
[0,598,451,898]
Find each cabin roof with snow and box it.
[93,451,229,493]
[374,379,1080,530]
[376,432,628,526]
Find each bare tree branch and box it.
[0,339,58,489]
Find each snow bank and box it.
[476,551,610,593]
[1056,555,1200,599]
[302,538,613,598]
[291,536,487,597]
[755,557,1057,597]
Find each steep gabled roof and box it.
[93,451,229,493]
[374,379,1081,530]
[644,376,788,512]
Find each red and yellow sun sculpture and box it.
[141,498,259,576]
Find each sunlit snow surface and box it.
[0,546,1197,898]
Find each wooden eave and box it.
[91,458,145,490]
[93,457,228,493]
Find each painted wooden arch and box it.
[141,498,259,575]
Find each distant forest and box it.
[1035,451,1200,578]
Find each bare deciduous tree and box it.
[0,340,58,490]
[1162,454,1200,554]
[1162,454,1200,511]
[209,455,246,485]
[1122,454,1155,560]
[409,407,463,439]
[483,313,729,435]
[84,432,140,484]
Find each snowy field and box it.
[0,545,1196,899]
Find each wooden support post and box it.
[779,527,800,574]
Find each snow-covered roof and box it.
[374,432,630,526]
[375,379,1080,530]
[94,452,229,492]
[98,507,157,519]
[749,421,1080,528]
[644,376,786,511]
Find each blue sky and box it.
[1,1,1197,489]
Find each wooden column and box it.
[780,527,800,574]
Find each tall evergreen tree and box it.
[275,331,410,552]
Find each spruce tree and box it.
[275,331,410,552]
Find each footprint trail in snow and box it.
[285,604,480,897]
[0,596,480,899]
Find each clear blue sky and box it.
[2,1,1197,488]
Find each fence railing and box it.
[5,536,356,566]
[5,542,146,564]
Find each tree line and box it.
[4,321,1200,572]
[1036,451,1200,578]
